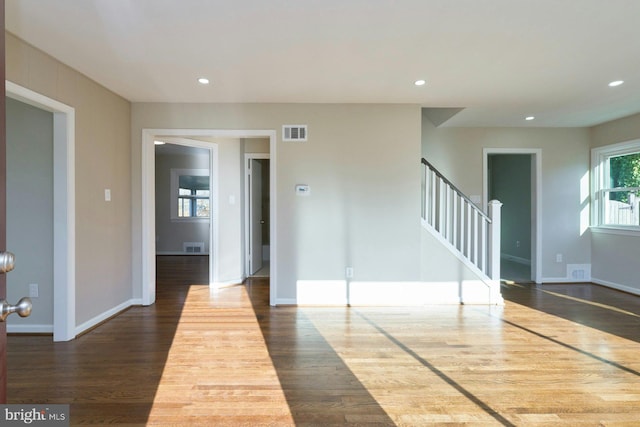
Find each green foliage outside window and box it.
[609,153,640,203]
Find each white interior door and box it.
[250,159,263,275]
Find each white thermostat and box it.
[295,184,310,196]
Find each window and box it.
[592,140,640,228]
[178,181,210,218]
[171,169,210,221]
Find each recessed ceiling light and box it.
[154,140,166,145]
[525,116,535,121]
[414,79,426,86]
[608,80,624,87]
[198,77,210,85]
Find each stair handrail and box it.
[421,158,490,222]
[421,158,502,284]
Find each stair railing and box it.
[421,158,501,281]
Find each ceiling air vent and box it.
[282,125,307,142]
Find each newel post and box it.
[488,200,503,281]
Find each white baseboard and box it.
[275,298,297,305]
[541,277,578,283]
[8,299,142,336]
[213,278,244,288]
[294,280,503,306]
[75,299,136,336]
[501,254,531,266]
[592,277,640,296]
[542,264,592,284]
[7,324,54,334]
[156,251,209,255]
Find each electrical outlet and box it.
[346,267,354,278]
[29,283,39,298]
[516,240,520,248]
[556,253,563,263]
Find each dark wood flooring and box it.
[6,258,640,425]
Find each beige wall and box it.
[422,115,592,281]
[6,33,132,325]
[132,103,422,302]
[590,112,640,149]
[213,137,243,283]
[242,137,269,153]
[590,112,640,293]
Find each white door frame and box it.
[483,148,542,284]
[6,81,76,342]
[244,153,270,277]
[141,129,278,306]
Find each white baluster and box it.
[459,199,465,253]
[445,184,451,241]
[430,170,437,226]
[473,210,479,266]
[481,217,487,275]
[466,202,472,259]
[452,193,458,249]
[438,179,445,233]
[488,200,503,281]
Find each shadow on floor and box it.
[246,276,396,425]
[501,281,640,344]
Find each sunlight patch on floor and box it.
[302,306,507,425]
[146,284,294,425]
[537,288,640,318]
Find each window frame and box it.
[591,139,640,233]
[170,168,210,222]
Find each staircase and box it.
[421,158,503,304]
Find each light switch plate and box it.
[295,185,310,196]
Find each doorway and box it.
[484,148,541,283]
[6,82,75,342]
[154,141,211,285]
[245,154,270,277]
[141,129,278,306]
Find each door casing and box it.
[142,129,278,306]
[244,153,270,277]
[6,81,76,342]
[483,148,542,283]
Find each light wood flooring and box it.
[6,258,640,425]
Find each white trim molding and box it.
[591,139,640,231]
[483,148,542,284]
[7,324,54,334]
[6,81,76,342]
[592,277,640,296]
[75,299,137,336]
[590,226,640,237]
[141,129,278,306]
[244,153,270,278]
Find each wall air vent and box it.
[183,242,205,254]
[282,125,307,142]
[567,264,591,281]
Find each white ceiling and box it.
[6,0,640,127]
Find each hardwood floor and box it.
[155,255,209,285]
[6,263,640,425]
